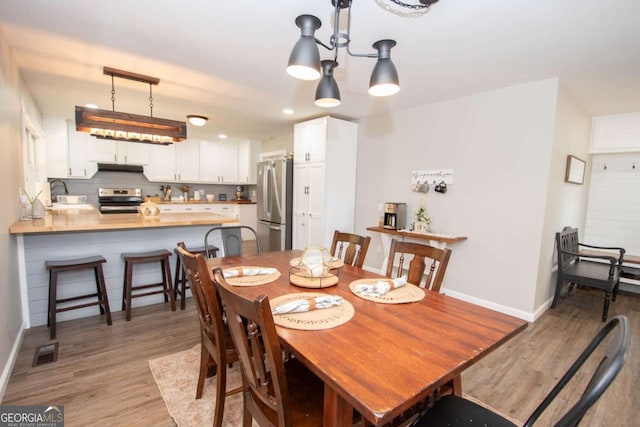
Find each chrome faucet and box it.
[49,179,69,195]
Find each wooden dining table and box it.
[207,250,528,426]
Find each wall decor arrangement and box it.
[565,155,586,185]
[411,169,453,193]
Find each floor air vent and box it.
[32,342,59,367]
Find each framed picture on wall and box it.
[565,155,586,185]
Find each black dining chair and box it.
[411,315,630,427]
[203,225,261,258]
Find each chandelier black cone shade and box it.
[369,39,400,96]
[315,60,341,108]
[287,15,322,80]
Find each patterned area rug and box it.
[149,345,254,427]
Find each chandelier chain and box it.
[148,83,153,117]
[110,75,116,111]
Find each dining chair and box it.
[204,225,261,258]
[411,314,630,427]
[386,239,452,292]
[213,268,324,427]
[329,230,371,268]
[176,247,241,427]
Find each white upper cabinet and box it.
[43,116,68,179]
[89,139,150,164]
[294,117,328,164]
[146,139,200,182]
[200,139,239,184]
[238,139,261,184]
[590,112,640,153]
[43,117,97,179]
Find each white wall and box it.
[536,86,592,310]
[0,27,40,400]
[356,79,561,318]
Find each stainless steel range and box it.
[98,188,142,214]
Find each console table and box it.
[367,226,467,274]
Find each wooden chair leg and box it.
[162,258,176,311]
[213,355,227,427]
[49,270,57,339]
[196,338,208,399]
[95,264,112,326]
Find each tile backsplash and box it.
[52,171,255,206]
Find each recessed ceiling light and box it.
[218,134,227,139]
[85,103,98,109]
[282,108,294,115]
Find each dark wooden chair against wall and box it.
[411,315,630,427]
[213,268,324,427]
[329,230,371,268]
[177,247,241,427]
[386,239,452,292]
[554,227,625,321]
[204,225,261,258]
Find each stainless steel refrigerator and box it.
[256,157,293,252]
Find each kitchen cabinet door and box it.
[66,121,96,178]
[306,162,326,247]
[199,139,238,183]
[238,139,260,184]
[292,163,311,249]
[294,117,327,163]
[89,139,150,164]
[238,204,257,240]
[43,116,68,179]
[175,140,200,182]
[147,144,177,181]
[120,141,150,165]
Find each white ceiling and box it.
[1,0,639,142]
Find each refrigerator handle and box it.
[263,165,271,218]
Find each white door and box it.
[292,163,310,249]
[307,162,326,247]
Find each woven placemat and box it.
[270,292,355,330]
[289,270,339,288]
[289,257,345,269]
[349,279,425,304]
[222,267,281,286]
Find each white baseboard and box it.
[0,321,27,402]
[442,289,536,322]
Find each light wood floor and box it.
[3,287,638,426]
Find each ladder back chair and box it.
[213,268,324,427]
[386,239,452,292]
[176,247,241,427]
[329,230,371,268]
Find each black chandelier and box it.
[286,0,440,108]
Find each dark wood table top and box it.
[208,250,527,426]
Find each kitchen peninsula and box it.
[9,209,239,328]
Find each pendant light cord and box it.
[111,75,116,111]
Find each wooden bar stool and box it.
[45,255,112,339]
[121,249,175,321]
[173,242,219,310]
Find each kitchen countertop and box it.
[9,208,239,235]
[151,199,255,204]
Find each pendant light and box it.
[287,0,439,106]
[315,60,341,108]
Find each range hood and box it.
[97,163,144,173]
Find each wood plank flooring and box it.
[3,287,638,426]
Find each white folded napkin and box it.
[224,267,277,278]
[272,295,344,315]
[353,276,408,297]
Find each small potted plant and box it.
[413,202,431,234]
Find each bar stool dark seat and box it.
[45,255,112,339]
[121,249,175,321]
[174,242,219,310]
